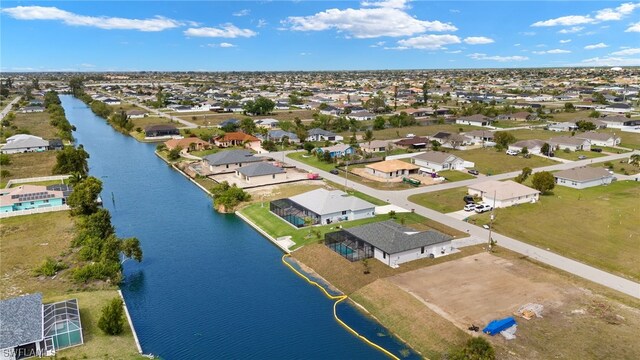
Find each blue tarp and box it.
[483,316,516,335]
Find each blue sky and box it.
[1,1,639,71]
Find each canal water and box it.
[61,95,419,360]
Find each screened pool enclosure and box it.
[270,198,320,228]
[325,230,374,262]
[43,299,84,350]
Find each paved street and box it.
[0,97,21,120]
[272,149,640,299]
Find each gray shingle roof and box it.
[344,220,452,254]
[0,293,43,349]
[308,128,336,136]
[1,136,49,151]
[203,150,262,166]
[288,189,375,216]
[238,162,285,177]
[554,167,612,182]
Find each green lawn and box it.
[322,179,388,206]
[9,178,69,188]
[190,148,220,157]
[287,151,338,172]
[507,128,572,141]
[438,170,476,182]
[472,181,640,281]
[553,150,606,161]
[238,203,464,249]
[448,148,558,175]
[338,124,484,141]
[492,120,547,128]
[0,151,57,187]
[130,116,173,129]
[409,187,469,214]
[599,128,640,150]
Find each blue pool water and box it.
[61,95,419,359]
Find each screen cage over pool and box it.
[325,230,374,262]
[43,299,84,351]
[270,198,320,228]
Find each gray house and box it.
[203,150,263,173]
[554,167,613,189]
[325,220,453,266]
[306,128,343,142]
[0,135,49,154]
[235,162,286,183]
[270,188,375,227]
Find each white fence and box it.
[5,175,71,188]
[0,205,70,218]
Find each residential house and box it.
[316,144,354,158]
[347,111,375,121]
[465,130,495,144]
[498,111,536,121]
[236,162,286,183]
[0,293,84,359]
[21,105,45,113]
[431,132,469,148]
[164,137,210,151]
[126,110,148,118]
[267,130,299,143]
[270,188,376,227]
[548,136,591,152]
[319,105,342,116]
[102,98,121,105]
[548,122,578,132]
[600,103,632,114]
[202,150,263,173]
[325,220,453,266]
[599,115,640,129]
[359,140,391,153]
[214,132,261,148]
[455,114,493,127]
[0,135,49,154]
[144,124,180,138]
[400,108,430,117]
[254,118,279,129]
[365,159,419,179]
[508,139,546,154]
[554,167,613,189]
[306,128,343,142]
[217,118,240,129]
[412,152,473,173]
[394,136,430,149]
[468,180,540,208]
[575,132,621,147]
[0,184,71,213]
[47,139,64,151]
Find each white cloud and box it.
[450,9,461,13]
[257,19,268,28]
[584,42,608,50]
[1,5,183,31]
[445,50,462,54]
[80,63,95,68]
[559,39,571,43]
[283,1,456,38]
[610,48,640,56]
[558,26,584,34]
[626,22,640,32]
[520,31,536,36]
[533,2,640,27]
[184,24,257,38]
[469,53,528,62]
[396,34,461,49]
[463,36,494,45]
[299,52,311,56]
[532,15,593,27]
[581,56,640,66]
[219,42,236,48]
[533,49,571,54]
[514,43,521,47]
[370,41,386,47]
[233,9,250,17]
[595,2,640,21]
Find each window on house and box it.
[341,210,347,215]
[272,174,275,179]
[383,252,386,259]
[421,246,425,254]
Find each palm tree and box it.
[630,154,640,167]
[68,172,83,187]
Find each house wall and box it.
[373,241,453,267]
[208,162,252,173]
[555,176,613,189]
[551,142,590,152]
[414,159,445,172]
[456,120,489,127]
[373,248,390,266]
[585,138,619,147]
[319,207,375,224]
[0,146,48,154]
[482,193,539,208]
[3,198,64,212]
[239,172,287,183]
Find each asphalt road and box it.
[0,97,21,120]
[272,149,640,299]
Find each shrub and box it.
[98,298,125,335]
[33,258,66,276]
[0,169,10,178]
[0,154,11,165]
[72,261,122,283]
[451,337,495,360]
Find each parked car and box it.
[577,155,587,160]
[475,203,493,213]
[463,195,475,204]
[329,169,339,175]
[506,149,519,156]
[464,203,477,211]
[468,169,479,175]
[591,148,603,153]
[406,133,416,138]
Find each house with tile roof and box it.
[214,132,260,148]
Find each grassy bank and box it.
[409,187,469,213]
[0,151,57,187]
[287,151,338,172]
[448,147,558,175]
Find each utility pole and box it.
[488,190,496,252]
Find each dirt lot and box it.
[388,252,640,359]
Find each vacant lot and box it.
[12,111,58,139]
[387,252,640,360]
[471,180,640,281]
[129,115,173,129]
[338,123,484,141]
[172,109,317,126]
[438,170,476,182]
[552,149,606,161]
[507,129,572,141]
[287,151,338,172]
[1,151,57,187]
[448,148,558,174]
[409,187,469,213]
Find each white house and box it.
[548,122,578,132]
[599,116,640,129]
[359,140,391,153]
[554,167,614,189]
[412,152,473,173]
[347,111,375,121]
[508,139,546,155]
[0,135,49,154]
[202,150,263,173]
[455,114,494,127]
[235,162,286,184]
[600,103,632,114]
[548,136,591,152]
[306,128,343,142]
[575,132,621,147]
[254,118,280,129]
[327,220,454,267]
[365,160,419,179]
[468,180,540,208]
